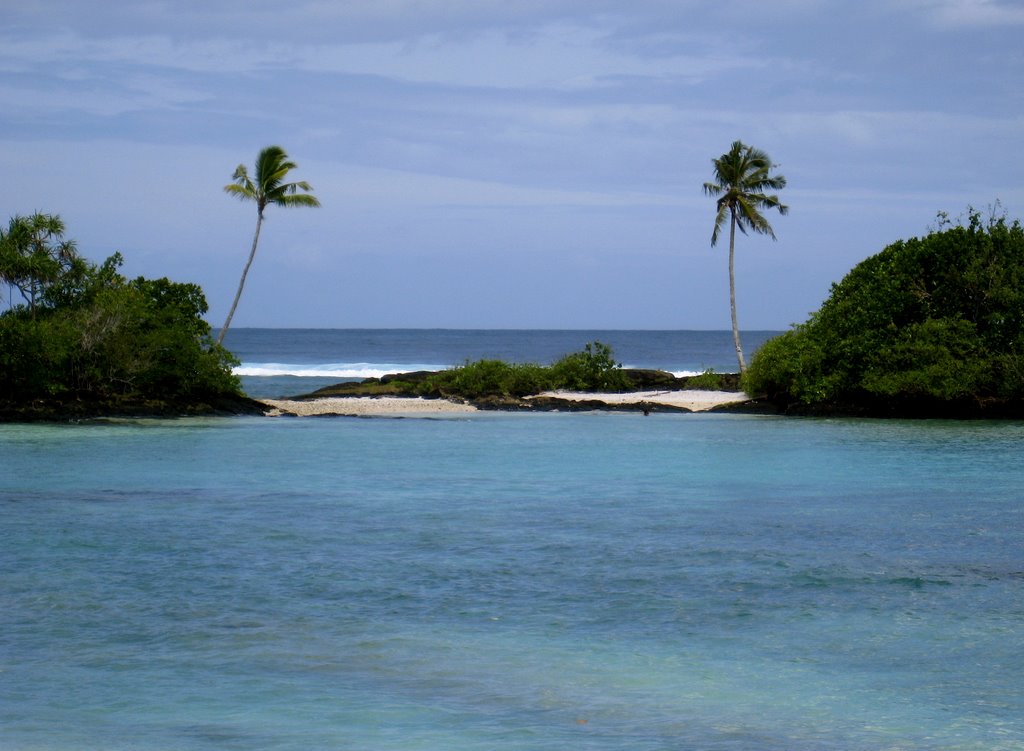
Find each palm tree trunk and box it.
[218,211,263,346]
[728,211,747,374]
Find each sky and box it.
[2,0,1022,330]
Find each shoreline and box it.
[260,396,478,417]
[259,390,750,417]
[532,389,745,412]
[0,390,757,422]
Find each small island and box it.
[259,360,754,417]
[0,213,262,422]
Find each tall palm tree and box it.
[703,140,788,373]
[218,145,320,345]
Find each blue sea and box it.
[2,329,1023,751]
[222,328,779,398]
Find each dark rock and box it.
[773,395,1024,420]
[468,395,691,414]
[0,393,268,423]
[623,369,743,392]
[706,398,778,414]
[622,369,683,390]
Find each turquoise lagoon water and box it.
[3,411,1023,750]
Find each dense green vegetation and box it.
[426,341,632,398]
[745,207,1024,416]
[1,213,250,419]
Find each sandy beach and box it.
[260,396,479,417]
[531,390,747,411]
[260,390,746,417]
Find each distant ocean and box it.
[3,328,1023,750]
[222,328,780,398]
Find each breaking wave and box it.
[234,362,449,380]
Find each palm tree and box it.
[218,145,320,345]
[703,140,788,373]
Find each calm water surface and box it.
[2,413,1023,750]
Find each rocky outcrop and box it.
[467,394,693,413]
[299,368,743,400]
[0,393,269,422]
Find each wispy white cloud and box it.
[0,32,267,75]
[320,162,683,209]
[0,23,762,91]
[900,0,1024,27]
[295,26,758,90]
[0,0,1020,328]
[772,108,1024,152]
[0,73,210,117]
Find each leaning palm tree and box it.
[219,145,320,345]
[703,140,788,373]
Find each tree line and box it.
[1,139,783,417]
[0,213,244,416]
[21,140,1019,419]
[0,144,323,418]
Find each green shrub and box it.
[549,341,631,392]
[743,325,827,403]
[423,341,630,399]
[428,359,554,398]
[859,318,986,400]
[745,206,1024,412]
[686,368,724,390]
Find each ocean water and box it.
[3,331,1023,751]
[221,328,779,398]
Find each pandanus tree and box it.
[703,140,788,373]
[218,145,320,345]
[0,212,79,317]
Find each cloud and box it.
[0,22,762,93]
[1,0,1020,329]
[774,108,1022,148]
[320,162,683,210]
[903,0,1024,27]
[293,26,758,90]
[0,31,269,75]
[0,73,211,119]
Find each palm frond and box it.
[225,146,320,210]
[710,202,730,247]
[224,164,256,201]
[224,183,255,201]
[277,193,322,209]
[705,140,787,245]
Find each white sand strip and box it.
[532,390,746,412]
[260,390,747,416]
[260,397,477,417]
